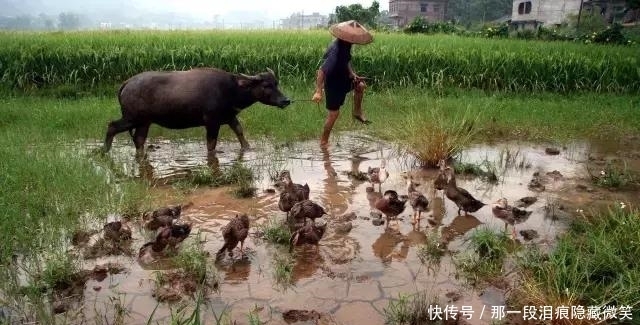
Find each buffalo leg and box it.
[133,124,151,159]
[229,117,250,150]
[104,118,135,152]
[205,124,222,155]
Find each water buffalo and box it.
[103,67,291,156]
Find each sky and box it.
[2,0,386,23]
[156,0,383,20]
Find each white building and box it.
[510,0,582,29]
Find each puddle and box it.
[68,132,639,324]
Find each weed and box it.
[516,206,640,313]
[588,160,637,189]
[260,219,291,246]
[380,105,481,167]
[383,291,443,325]
[416,231,445,268]
[272,252,295,291]
[453,227,511,286]
[39,250,78,291]
[172,231,219,291]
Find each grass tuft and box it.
[588,160,638,189]
[515,206,640,314]
[272,252,295,291]
[454,227,511,286]
[416,231,446,269]
[379,105,481,167]
[383,291,443,325]
[260,219,292,246]
[178,161,257,198]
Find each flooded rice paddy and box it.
[71,132,639,325]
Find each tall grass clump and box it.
[0,30,639,93]
[177,161,256,198]
[379,105,481,167]
[515,206,640,317]
[260,219,292,246]
[454,227,511,286]
[383,291,443,325]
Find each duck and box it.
[103,221,132,242]
[158,222,192,250]
[491,198,532,238]
[368,159,389,193]
[433,159,448,191]
[443,167,486,215]
[142,205,182,231]
[288,200,328,227]
[278,170,310,216]
[289,221,326,253]
[406,176,429,225]
[217,214,250,259]
[137,222,192,264]
[374,190,408,227]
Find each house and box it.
[389,0,449,28]
[280,12,329,29]
[510,0,628,30]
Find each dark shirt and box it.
[320,40,352,83]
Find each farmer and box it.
[312,20,373,148]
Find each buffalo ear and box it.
[237,77,259,88]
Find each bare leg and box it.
[321,110,340,148]
[352,81,369,124]
[229,116,250,150]
[240,240,245,256]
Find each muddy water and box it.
[79,133,639,325]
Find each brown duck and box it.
[278,170,310,215]
[406,176,429,225]
[491,198,532,238]
[103,221,132,242]
[289,222,326,253]
[143,205,182,231]
[288,199,328,227]
[443,167,486,215]
[374,190,408,226]
[138,222,192,263]
[217,214,250,258]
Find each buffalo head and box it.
[238,68,291,109]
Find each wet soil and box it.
[65,133,640,324]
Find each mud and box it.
[63,133,640,324]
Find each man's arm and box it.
[314,69,325,95]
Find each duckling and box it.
[289,222,326,253]
[374,190,407,226]
[406,176,429,225]
[492,198,532,238]
[443,167,486,215]
[433,159,448,191]
[278,170,310,215]
[288,200,328,226]
[103,221,132,242]
[217,214,250,259]
[143,205,182,231]
[368,159,389,192]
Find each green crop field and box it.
[1,29,639,93]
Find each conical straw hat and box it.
[329,20,373,45]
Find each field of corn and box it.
[1,29,639,93]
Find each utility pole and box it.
[577,0,584,30]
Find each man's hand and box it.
[312,90,323,104]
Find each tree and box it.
[58,12,80,30]
[333,1,380,28]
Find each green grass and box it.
[175,161,257,198]
[383,291,443,325]
[172,231,219,291]
[0,30,638,93]
[453,227,511,286]
[516,206,640,320]
[260,219,292,246]
[1,89,639,147]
